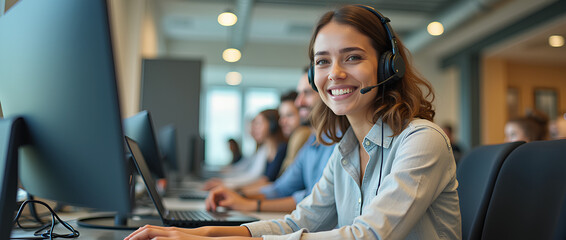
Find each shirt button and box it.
[364,140,370,146]
[342,160,347,165]
[358,198,362,203]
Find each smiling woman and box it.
[313,22,380,118]
[124,5,461,240]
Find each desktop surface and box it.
[11,198,286,239]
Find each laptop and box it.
[125,136,259,228]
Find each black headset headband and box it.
[355,5,399,55]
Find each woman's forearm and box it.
[201,226,253,237]
[258,196,296,212]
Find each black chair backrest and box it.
[0,117,25,240]
[481,139,566,240]
[457,141,524,240]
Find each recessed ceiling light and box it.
[222,48,241,63]
[427,21,444,36]
[218,11,237,26]
[548,35,564,48]
[226,71,242,85]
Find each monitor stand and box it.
[77,158,163,230]
[0,117,26,240]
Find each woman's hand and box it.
[205,186,255,212]
[124,225,257,240]
[124,225,210,240]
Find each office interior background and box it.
[2,0,565,171]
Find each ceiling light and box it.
[548,35,564,48]
[226,72,242,85]
[218,11,237,26]
[427,21,444,36]
[222,48,241,63]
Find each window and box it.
[204,88,241,166]
[204,87,280,166]
[241,88,280,156]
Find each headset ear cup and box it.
[378,51,392,84]
[392,53,406,79]
[308,66,318,92]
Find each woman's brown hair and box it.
[257,109,287,146]
[309,5,435,145]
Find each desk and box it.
[10,198,288,239]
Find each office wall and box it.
[109,0,146,118]
[482,58,566,144]
[482,58,508,144]
[507,61,566,114]
[413,53,460,136]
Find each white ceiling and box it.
[485,13,566,65]
[150,0,566,89]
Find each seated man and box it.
[276,90,311,177]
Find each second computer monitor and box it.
[158,124,178,171]
[123,110,166,179]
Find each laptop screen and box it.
[125,136,168,218]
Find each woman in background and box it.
[203,109,287,190]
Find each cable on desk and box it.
[11,200,79,240]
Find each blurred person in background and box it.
[504,109,549,142]
[227,138,242,164]
[549,112,566,140]
[276,91,311,176]
[441,124,463,165]
[203,109,287,190]
[233,91,311,190]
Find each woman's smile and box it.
[328,85,358,99]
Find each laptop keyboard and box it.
[178,190,209,200]
[169,210,218,222]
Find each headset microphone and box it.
[359,73,398,94]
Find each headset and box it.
[308,5,406,93]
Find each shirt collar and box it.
[365,119,394,149]
[337,119,394,157]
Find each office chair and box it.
[481,139,566,240]
[456,141,524,240]
[0,117,25,240]
[553,196,566,240]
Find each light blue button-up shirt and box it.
[244,119,462,239]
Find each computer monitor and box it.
[157,124,181,188]
[0,0,132,227]
[123,110,166,179]
[188,134,207,178]
[158,125,178,170]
